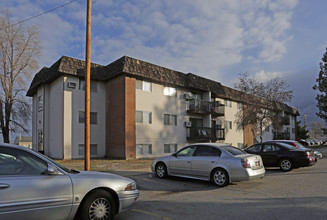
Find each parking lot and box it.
[114,158,327,220]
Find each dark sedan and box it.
[244,142,316,171]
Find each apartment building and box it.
[27,56,299,159]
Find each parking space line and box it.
[131,209,171,220]
[143,178,175,187]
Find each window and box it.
[136,80,152,92]
[292,128,295,134]
[164,144,177,153]
[224,100,232,108]
[163,87,177,96]
[78,144,98,156]
[246,144,262,153]
[79,79,98,92]
[237,143,244,149]
[136,144,152,154]
[0,148,48,176]
[194,146,221,157]
[224,121,232,130]
[263,144,280,152]
[164,114,177,125]
[176,146,196,157]
[38,95,43,112]
[136,111,152,124]
[79,112,97,124]
[265,126,270,132]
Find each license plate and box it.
[255,161,260,167]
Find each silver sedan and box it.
[0,143,139,220]
[151,143,265,187]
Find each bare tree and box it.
[234,73,293,143]
[0,10,40,143]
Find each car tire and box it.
[279,158,293,172]
[155,162,168,178]
[80,189,116,220]
[211,168,229,187]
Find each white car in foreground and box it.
[0,143,139,220]
[152,143,265,187]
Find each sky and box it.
[2,0,327,137]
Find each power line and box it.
[0,0,79,31]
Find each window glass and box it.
[79,112,97,124]
[0,148,48,176]
[176,146,196,157]
[163,87,177,96]
[221,146,246,155]
[136,144,152,154]
[194,146,221,156]
[164,114,177,125]
[224,121,232,130]
[79,79,97,92]
[136,80,152,92]
[78,144,98,156]
[263,144,273,152]
[136,111,152,124]
[164,144,177,153]
[247,144,262,153]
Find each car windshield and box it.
[37,152,71,173]
[221,146,246,155]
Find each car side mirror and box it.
[46,163,62,175]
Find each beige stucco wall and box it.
[135,82,191,158]
[216,98,244,148]
[68,77,106,159]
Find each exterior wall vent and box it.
[67,82,77,89]
[184,121,192,127]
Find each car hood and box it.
[71,170,132,181]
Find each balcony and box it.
[279,116,290,125]
[186,127,225,142]
[273,132,290,140]
[186,100,224,117]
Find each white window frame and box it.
[164,114,177,125]
[136,144,152,155]
[163,87,177,97]
[164,144,177,153]
[136,111,152,124]
[78,144,98,156]
[136,80,152,92]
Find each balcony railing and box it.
[279,116,290,125]
[273,132,290,140]
[186,100,224,117]
[186,127,225,142]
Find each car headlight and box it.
[124,182,136,191]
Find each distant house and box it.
[14,135,32,149]
[27,56,299,159]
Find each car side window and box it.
[176,146,196,157]
[194,146,221,157]
[263,144,273,152]
[247,144,262,153]
[0,148,48,176]
[273,145,281,151]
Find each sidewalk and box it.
[56,159,153,172]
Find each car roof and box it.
[188,143,232,147]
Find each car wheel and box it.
[279,158,293,172]
[212,168,229,187]
[80,190,115,220]
[155,162,167,178]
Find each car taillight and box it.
[306,152,311,157]
[241,158,251,168]
[291,143,297,147]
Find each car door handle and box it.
[0,184,10,189]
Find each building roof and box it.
[27,55,299,116]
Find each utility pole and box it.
[85,0,92,171]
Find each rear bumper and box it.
[231,167,265,182]
[295,156,317,167]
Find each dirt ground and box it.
[56,159,153,172]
